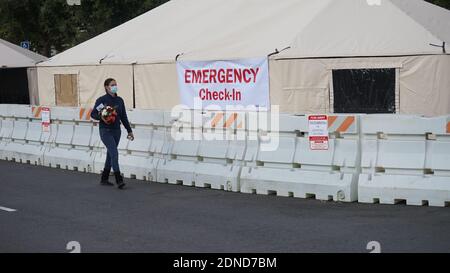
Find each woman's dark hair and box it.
[104,78,116,89]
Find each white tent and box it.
[1,38,47,105]
[0,38,47,68]
[37,0,450,115]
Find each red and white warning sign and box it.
[308,115,329,150]
[41,107,51,132]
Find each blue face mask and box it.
[110,86,118,94]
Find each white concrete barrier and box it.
[1,120,28,162]
[0,120,14,159]
[358,115,450,207]
[119,127,157,181]
[157,135,201,186]
[193,111,247,192]
[240,114,360,202]
[19,121,45,165]
[0,104,31,161]
[48,107,80,122]
[118,109,165,180]
[10,105,32,119]
[41,106,94,172]
[1,104,448,207]
[43,124,74,169]
[0,104,9,118]
[156,110,246,191]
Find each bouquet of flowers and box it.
[101,106,117,125]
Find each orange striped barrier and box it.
[328,115,356,133]
[79,107,93,121]
[31,106,42,118]
[210,112,243,129]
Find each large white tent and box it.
[37,0,450,115]
[1,38,47,105]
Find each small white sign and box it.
[67,0,81,6]
[41,107,51,132]
[308,115,329,150]
[96,103,105,112]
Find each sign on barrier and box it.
[308,115,329,150]
[41,107,50,132]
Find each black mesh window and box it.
[0,68,30,104]
[332,68,395,114]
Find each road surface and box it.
[1,160,449,253]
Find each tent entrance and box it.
[0,68,30,104]
[331,68,396,114]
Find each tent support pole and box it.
[132,62,136,109]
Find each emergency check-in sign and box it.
[176,58,270,109]
[308,115,329,150]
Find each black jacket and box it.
[90,92,133,133]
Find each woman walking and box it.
[91,78,134,189]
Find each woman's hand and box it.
[127,132,134,141]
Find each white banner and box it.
[176,58,270,109]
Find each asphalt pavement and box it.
[0,160,449,253]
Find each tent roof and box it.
[0,38,47,68]
[39,0,450,66]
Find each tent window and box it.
[332,68,396,114]
[54,74,78,107]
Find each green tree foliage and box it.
[427,0,450,9]
[0,0,448,57]
[0,0,168,57]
